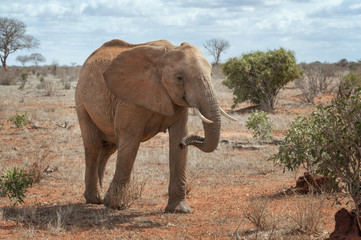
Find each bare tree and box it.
[16,55,31,66]
[0,17,39,69]
[29,53,46,66]
[295,62,339,103]
[50,60,59,75]
[203,38,230,65]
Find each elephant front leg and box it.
[166,112,191,213]
[103,139,140,210]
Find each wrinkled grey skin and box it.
[75,39,221,213]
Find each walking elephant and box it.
[75,39,236,213]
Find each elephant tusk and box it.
[193,108,213,124]
[219,107,238,121]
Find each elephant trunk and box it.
[180,81,221,153]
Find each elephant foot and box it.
[84,190,103,205]
[165,200,191,214]
[103,184,128,210]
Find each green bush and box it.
[246,110,273,141]
[222,48,303,111]
[10,113,28,129]
[0,167,34,205]
[271,91,361,213]
[270,115,322,175]
[20,72,28,81]
[337,72,361,99]
[19,72,29,90]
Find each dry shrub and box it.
[59,66,79,90]
[238,197,326,239]
[63,81,71,90]
[244,198,274,231]
[119,174,146,209]
[106,173,147,210]
[288,196,324,234]
[237,198,285,240]
[296,62,340,103]
[0,68,18,85]
[26,151,51,183]
[45,81,57,96]
[20,225,37,239]
[37,80,57,96]
[56,66,80,80]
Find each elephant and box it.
[75,39,236,213]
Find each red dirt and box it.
[293,172,334,194]
[326,208,361,240]
[0,74,347,239]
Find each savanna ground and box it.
[0,65,352,239]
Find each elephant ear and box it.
[103,46,175,116]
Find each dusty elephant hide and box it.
[74,39,237,213]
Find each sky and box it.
[1,0,360,66]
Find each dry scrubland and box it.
[0,65,353,239]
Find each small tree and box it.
[246,110,273,141]
[16,55,31,66]
[203,38,230,65]
[29,53,46,66]
[271,90,361,228]
[222,48,303,111]
[0,17,39,70]
[337,58,348,67]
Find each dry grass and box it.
[0,65,344,239]
[0,67,20,85]
[106,173,147,210]
[243,198,275,231]
[288,195,325,234]
[237,195,328,240]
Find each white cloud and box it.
[350,3,361,10]
[1,0,360,65]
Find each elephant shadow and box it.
[1,203,165,232]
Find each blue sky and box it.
[1,0,360,66]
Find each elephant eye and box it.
[176,75,183,81]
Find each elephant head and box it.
[103,41,235,152]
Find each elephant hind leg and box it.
[98,142,117,189]
[77,106,107,204]
[83,144,102,204]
